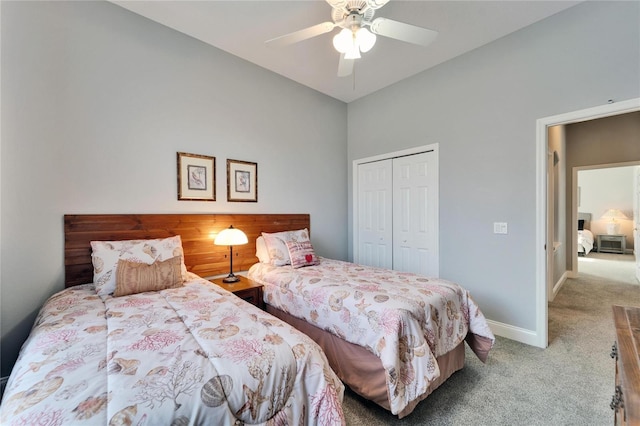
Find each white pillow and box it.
[90,235,187,296]
[255,236,270,263]
[261,229,310,266]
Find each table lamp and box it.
[214,225,248,283]
[601,209,628,235]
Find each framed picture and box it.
[227,159,257,202]
[177,152,216,201]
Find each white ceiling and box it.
[112,1,582,103]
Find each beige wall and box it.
[565,111,640,270]
[548,126,567,286]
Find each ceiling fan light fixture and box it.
[344,44,361,59]
[333,26,375,58]
[356,27,376,52]
[333,28,354,53]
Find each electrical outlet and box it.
[493,222,508,234]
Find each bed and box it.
[0,214,345,426]
[247,228,495,419]
[578,212,594,256]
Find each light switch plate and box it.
[494,222,508,234]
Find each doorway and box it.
[536,98,640,348]
[576,165,640,284]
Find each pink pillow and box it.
[286,240,319,268]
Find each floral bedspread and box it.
[0,277,345,425]
[248,258,495,416]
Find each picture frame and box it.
[227,159,258,202]
[177,152,216,201]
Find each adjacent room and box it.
[1,1,639,424]
[577,166,638,282]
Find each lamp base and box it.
[606,222,620,235]
[222,275,240,283]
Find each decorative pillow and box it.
[261,229,310,266]
[286,240,319,269]
[578,219,585,231]
[90,235,187,296]
[114,256,183,297]
[255,236,270,263]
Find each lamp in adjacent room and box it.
[601,209,628,235]
[214,225,248,283]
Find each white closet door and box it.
[357,159,393,269]
[393,152,438,277]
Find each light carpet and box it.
[341,259,640,425]
[578,252,638,286]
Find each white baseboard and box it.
[487,319,543,348]
[550,271,568,301]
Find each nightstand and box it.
[209,275,265,310]
[596,234,626,254]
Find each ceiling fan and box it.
[266,0,438,77]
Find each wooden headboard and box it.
[64,214,310,287]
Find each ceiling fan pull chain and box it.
[353,63,356,91]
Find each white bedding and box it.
[578,229,594,255]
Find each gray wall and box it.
[0,1,347,377]
[347,1,640,330]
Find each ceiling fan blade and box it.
[266,22,337,48]
[337,53,354,77]
[369,17,438,46]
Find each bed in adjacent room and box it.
[248,226,495,419]
[0,214,345,426]
[578,212,594,256]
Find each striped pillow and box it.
[286,240,319,269]
[91,235,187,296]
[114,256,183,297]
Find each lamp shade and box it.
[601,209,628,221]
[333,28,354,54]
[356,28,376,53]
[333,26,377,58]
[214,226,248,246]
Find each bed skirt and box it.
[266,304,466,419]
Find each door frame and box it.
[352,143,439,270]
[536,98,640,348]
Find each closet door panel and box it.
[357,159,393,269]
[355,147,438,277]
[393,152,438,277]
